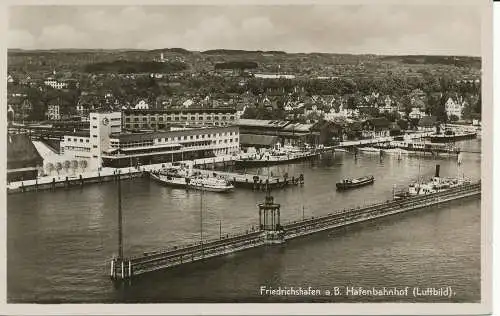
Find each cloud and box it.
[7,5,483,56]
[9,29,35,49]
[36,24,92,49]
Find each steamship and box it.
[393,165,471,199]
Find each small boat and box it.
[336,175,375,190]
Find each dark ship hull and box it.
[336,176,375,190]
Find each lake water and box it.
[7,140,482,303]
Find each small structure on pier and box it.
[258,191,285,244]
[110,171,133,281]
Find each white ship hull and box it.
[187,183,234,192]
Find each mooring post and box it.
[110,258,115,278]
[121,261,124,280]
[128,260,132,278]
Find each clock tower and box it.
[89,112,122,170]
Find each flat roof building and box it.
[60,112,240,169]
[122,107,238,130]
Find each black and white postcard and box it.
[1,0,494,315]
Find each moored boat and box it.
[393,165,470,199]
[186,176,234,192]
[150,165,234,193]
[428,130,477,142]
[150,171,188,188]
[336,175,375,190]
[236,145,320,167]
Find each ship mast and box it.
[118,172,123,260]
[200,184,203,252]
[418,161,421,184]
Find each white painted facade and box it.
[89,112,122,169]
[134,100,150,110]
[445,97,465,120]
[324,105,359,121]
[44,79,68,89]
[409,107,425,120]
[46,104,60,120]
[60,136,92,159]
[254,73,296,79]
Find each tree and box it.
[397,119,409,130]
[449,114,459,122]
[45,163,54,176]
[55,162,63,175]
[241,106,258,119]
[79,160,88,172]
[383,111,400,122]
[71,160,79,174]
[474,94,481,116]
[63,160,71,174]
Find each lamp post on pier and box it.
[200,184,203,256]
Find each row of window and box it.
[65,138,90,143]
[111,137,239,149]
[107,142,240,157]
[126,113,234,118]
[154,131,238,142]
[91,116,120,121]
[125,115,235,122]
[124,121,232,129]
[63,146,91,152]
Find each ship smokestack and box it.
[435,164,440,178]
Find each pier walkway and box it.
[110,181,480,280]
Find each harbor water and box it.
[7,140,482,303]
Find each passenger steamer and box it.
[393,165,470,199]
[235,145,320,168]
[358,140,460,157]
[428,128,477,143]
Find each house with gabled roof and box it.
[361,117,391,138]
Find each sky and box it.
[8,5,483,56]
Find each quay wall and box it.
[7,155,238,194]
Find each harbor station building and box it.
[61,111,240,170]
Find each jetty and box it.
[109,179,481,280]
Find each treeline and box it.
[380,55,481,68]
[83,60,187,74]
[214,61,258,70]
[236,75,480,97]
[149,48,192,55]
[202,49,287,55]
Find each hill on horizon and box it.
[7,48,481,59]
